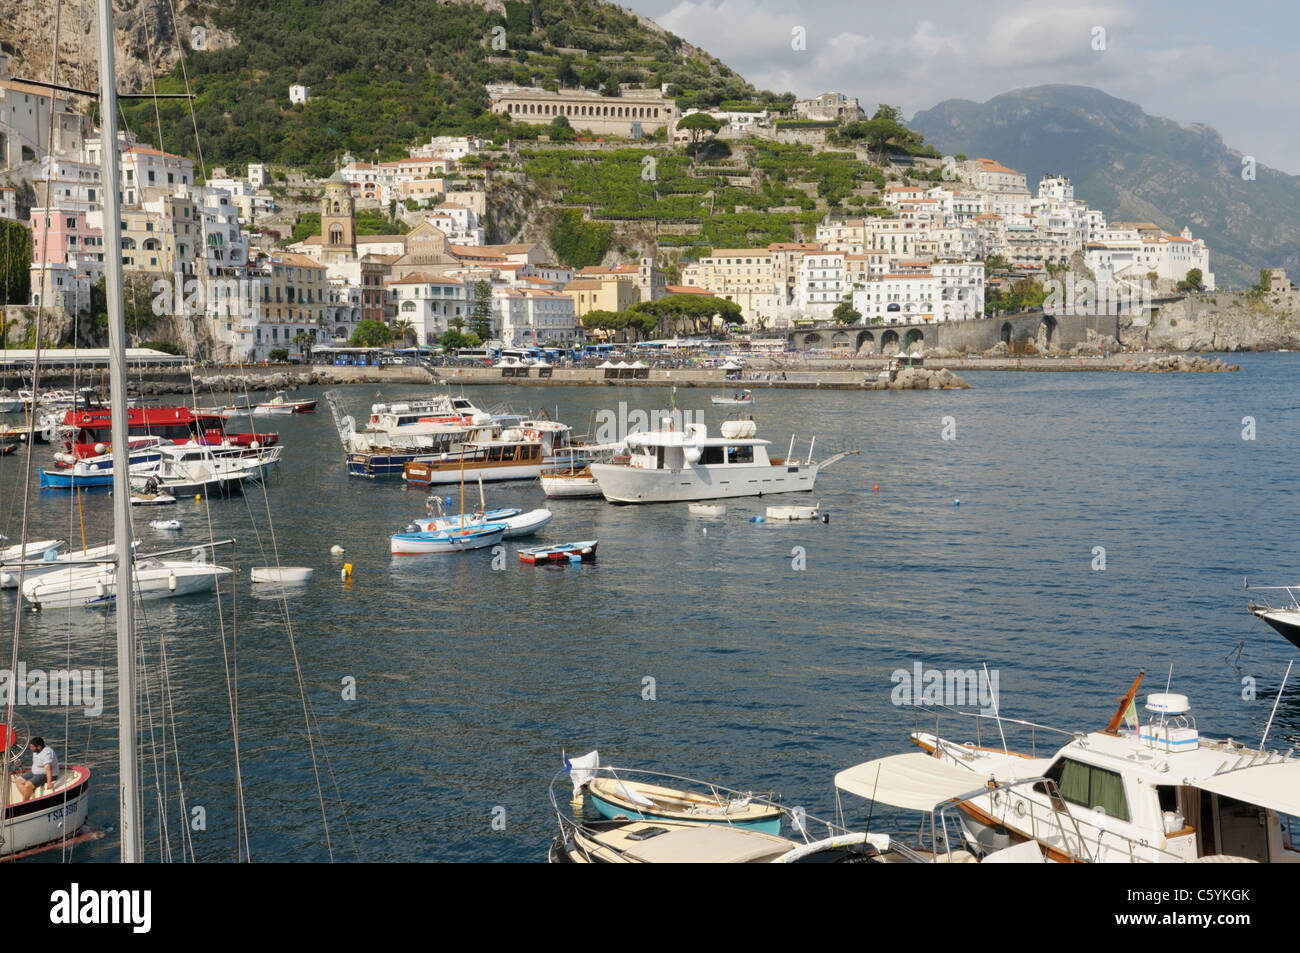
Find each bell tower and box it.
[321,170,355,263]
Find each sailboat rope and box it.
[0,0,66,848]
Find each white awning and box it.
[834,753,986,812]
[1192,761,1300,816]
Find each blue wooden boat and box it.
[584,774,782,835]
[39,468,114,489]
[389,522,507,555]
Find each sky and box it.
[624,0,1300,175]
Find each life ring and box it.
[1014,800,1027,818]
[524,428,541,442]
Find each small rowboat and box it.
[250,566,314,584]
[711,390,754,407]
[587,776,784,835]
[518,540,597,565]
[390,522,507,555]
[252,392,316,416]
[130,490,176,506]
[148,519,182,531]
[765,504,820,521]
[540,467,602,498]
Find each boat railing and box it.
[912,704,1077,760]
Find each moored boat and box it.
[22,556,233,610]
[590,419,858,504]
[389,522,507,555]
[518,540,597,564]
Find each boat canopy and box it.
[834,753,985,812]
[1191,761,1300,817]
[619,825,788,863]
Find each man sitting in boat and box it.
[15,736,57,800]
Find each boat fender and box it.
[821,513,830,524]
[167,572,177,591]
[568,554,582,564]
[94,443,107,455]
[330,545,345,555]
[750,516,765,523]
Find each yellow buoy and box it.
[341,563,353,581]
[195,494,202,502]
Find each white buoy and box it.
[330,545,344,555]
[702,527,707,535]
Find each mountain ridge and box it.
[910,83,1299,287]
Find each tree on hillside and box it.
[677,112,723,163]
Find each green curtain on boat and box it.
[1057,759,1130,822]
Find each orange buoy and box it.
[873,484,879,492]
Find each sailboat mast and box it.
[95,0,141,863]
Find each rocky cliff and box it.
[1123,294,1300,351]
[0,0,230,96]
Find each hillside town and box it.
[2,49,1216,363]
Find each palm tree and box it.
[293,331,311,362]
[392,319,416,346]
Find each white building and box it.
[796,252,848,317]
[409,136,486,161]
[0,186,14,221]
[247,163,267,189]
[495,287,581,346]
[289,85,311,105]
[387,273,471,343]
[851,261,984,326]
[0,54,92,168]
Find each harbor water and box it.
[4,354,1299,862]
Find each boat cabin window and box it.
[1040,757,1130,822]
[701,446,725,465]
[1282,813,1300,854]
[726,445,753,464]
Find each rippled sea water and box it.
[5,354,1300,862]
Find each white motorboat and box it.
[143,442,282,495]
[250,566,314,584]
[22,556,233,610]
[0,541,132,588]
[1245,580,1300,649]
[148,519,182,532]
[905,673,1300,863]
[402,431,548,485]
[0,539,66,565]
[590,419,858,504]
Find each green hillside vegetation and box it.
[520,142,883,255]
[119,0,773,176]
